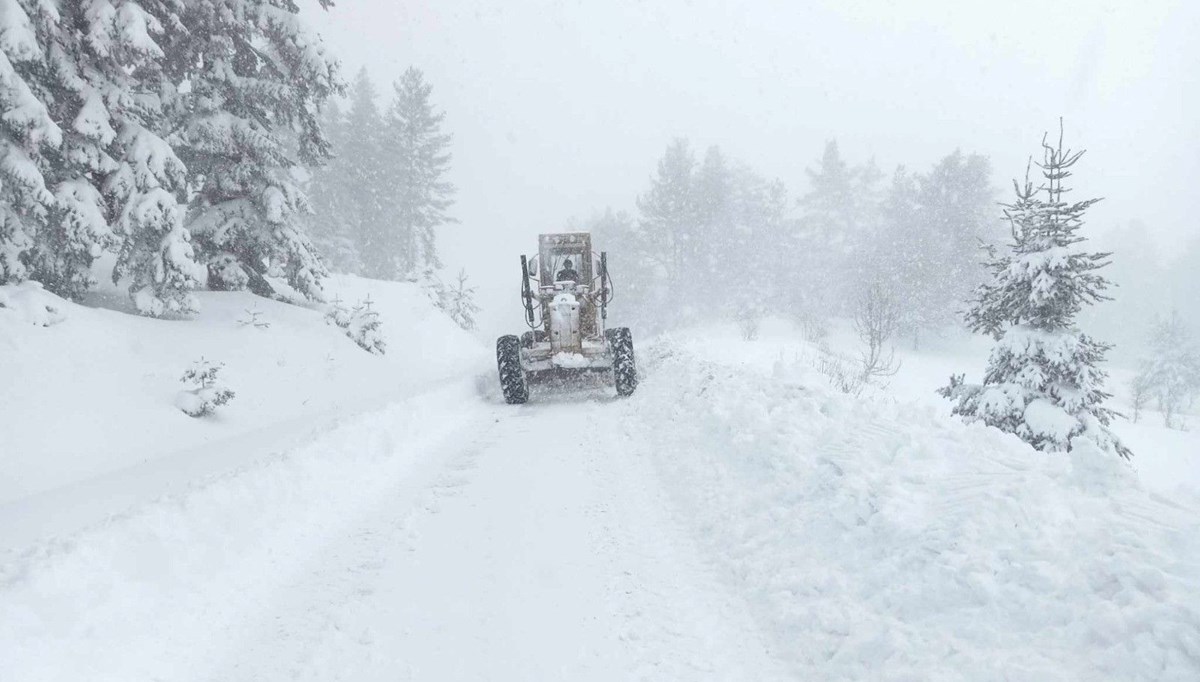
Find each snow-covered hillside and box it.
[0,277,483,546]
[1,312,1197,680]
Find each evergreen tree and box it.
[941,125,1129,459]
[798,140,883,315]
[305,100,361,273]
[0,0,204,313]
[874,151,996,345]
[163,0,340,302]
[339,68,390,278]
[385,66,455,280]
[83,1,202,314]
[692,145,734,302]
[636,138,695,291]
[1134,311,1200,429]
[445,268,479,331]
[875,166,925,342]
[917,150,995,326]
[0,0,63,286]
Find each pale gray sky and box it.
[301,0,1198,333]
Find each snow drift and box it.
[628,337,1200,680]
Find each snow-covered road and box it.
[210,394,785,681]
[1,378,786,681]
[4,335,1199,681]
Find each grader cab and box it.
[495,232,637,404]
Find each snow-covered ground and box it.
[2,307,1197,680]
[0,276,484,547]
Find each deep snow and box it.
[2,303,1198,680]
[0,276,483,547]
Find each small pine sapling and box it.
[325,295,386,355]
[177,358,236,417]
[447,269,480,331]
[237,306,271,329]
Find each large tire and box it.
[496,335,528,404]
[606,327,638,397]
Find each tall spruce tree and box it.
[692,145,733,301]
[875,166,925,343]
[636,137,695,292]
[0,0,63,285]
[305,100,361,273]
[917,150,995,326]
[941,125,1129,459]
[163,0,340,302]
[83,1,202,315]
[385,66,455,280]
[799,140,883,315]
[339,68,391,278]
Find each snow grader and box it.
[495,232,637,404]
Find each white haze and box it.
[300,0,1199,336]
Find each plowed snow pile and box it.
[628,339,1200,681]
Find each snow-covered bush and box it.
[0,282,66,327]
[941,126,1129,459]
[325,296,386,355]
[176,359,235,417]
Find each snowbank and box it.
[0,275,485,525]
[0,381,487,681]
[627,338,1200,680]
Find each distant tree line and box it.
[305,67,475,329]
[589,138,1002,342]
[307,67,456,283]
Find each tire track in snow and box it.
[207,391,788,681]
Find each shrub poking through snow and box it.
[940,123,1129,459]
[814,344,866,397]
[325,296,386,355]
[176,359,235,417]
[237,306,271,329]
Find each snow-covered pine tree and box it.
[798,140,883,315]
[445,268,479,331]
[691,145,733,300]
[77,0,202,314]
[875,166,925,344]
[384,66,455,280]
[305,99,362,273]
[917,150,995,328]
[164,0,340,302]
[941,124,1130,459]
[341,69,394,279]
[636,138,695,291]
[0,0,62,285]
[1134,311,1200,429]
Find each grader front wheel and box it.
[606,327,638,397]
[496,335,528,404]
